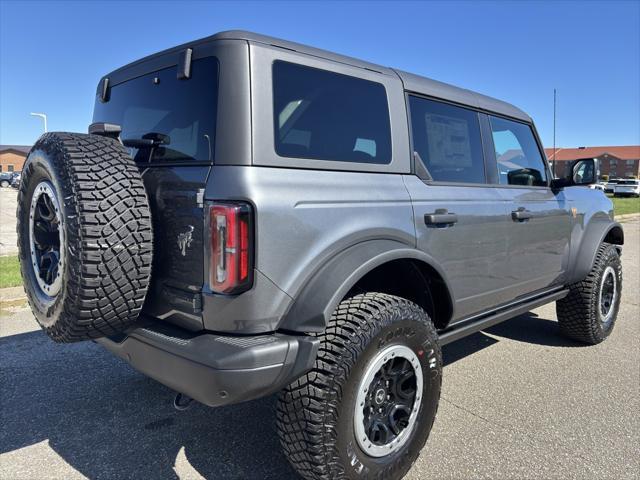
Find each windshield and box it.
[93,56,218,163]
[618,179,639,185]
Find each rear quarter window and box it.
[272,61,392,164]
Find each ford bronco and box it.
[17,31,624,480]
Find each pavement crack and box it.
[441,396,603,468]
[442,396,512,431]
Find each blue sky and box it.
[1,0,638,148]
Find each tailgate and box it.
[141,166,210,329]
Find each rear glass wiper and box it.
[122,132,170,149]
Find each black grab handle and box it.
[424,209,458,226]
[511,208,533,222]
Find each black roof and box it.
[106,30,530,122]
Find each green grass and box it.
[0,255,22,288]
[609,194,640,217]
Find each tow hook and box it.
[173,392,193,411]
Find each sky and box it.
[1,0,639,148]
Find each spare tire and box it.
[17,132,153,342]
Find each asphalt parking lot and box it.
[1,218,638,479]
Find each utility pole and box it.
[30,112,48,133]
[552,89,557,178]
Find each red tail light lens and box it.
[209,203,253,294]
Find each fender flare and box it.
[569,218,624,284]
[278,239,454,332]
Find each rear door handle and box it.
[511,208,533,222]
[424,209,458,227]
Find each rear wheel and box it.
[556,243,622,344]
[17,132,153,342]
[277,293,442,480]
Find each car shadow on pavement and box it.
[0,329,298,479]
[442,311,583,366]
[442,331,499,366]
[484,312,584,348]
[0,311,581,479]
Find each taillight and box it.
[209,202,253,294]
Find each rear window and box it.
[272,61,391,164]
[93,56,218,163]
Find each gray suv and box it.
[17,31,624,480]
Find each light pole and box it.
[30,112,48,133]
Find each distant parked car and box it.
[10,172,21,188]
[604,179,619,194]
[614,179,640,197]
[0,172,13,188]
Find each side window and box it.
[272,61,391,164]
[409,96,485,183]
[489,116,548,187]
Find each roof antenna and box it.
[553,88,557,178]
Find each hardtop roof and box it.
[105,30,531,122]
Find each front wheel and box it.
[0,180,9,188]
[277,293,442,480]
[556,243,622,344]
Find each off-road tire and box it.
[556,243,622,344]
[17,132,153,342]
[277,293,442,480]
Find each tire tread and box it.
[17,132,153,342]
[556,242,621,344]
[276,293,440,480]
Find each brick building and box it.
[0,145,30,173]
[545,146,640,179]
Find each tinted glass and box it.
[409,96,485,183]
[489,116,547,186]
[573,160,596,184]
[93,57,218,163]
[272,61,391,164]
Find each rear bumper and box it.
[96,320,319,407]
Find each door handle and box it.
[511,208,533,222]
[424,209,458,227]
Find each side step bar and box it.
[438,289,569,346]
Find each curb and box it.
[615,213,640,222]
[0,286,26,303]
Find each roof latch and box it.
[99,77,110,103]
[177,48,193,80]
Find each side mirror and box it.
[551,158,599,189]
